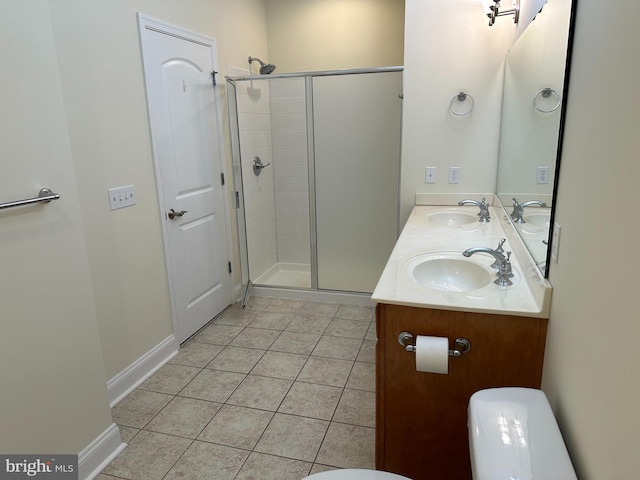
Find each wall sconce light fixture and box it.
[481,0,520,26]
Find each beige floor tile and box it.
[278,382,342,420]
[316,423,375,469]
[356,340,376,363]
[333,389,376,427]
[248,312,295,330]
[263,297,305,313]
[254,413,329,462]
[206,346,265,374]
[111,389,173,429]
[103,430,191,480]
[192,323,244,345]
[227,375,293,411]
[335,305,375,321]
[299,302,340,318]
[346,362,376,392]
[230,327,281,349]
[297,356,354,387]
[324,319,370,339]
[269,331,321,355]
[179,369,245,403]
[312,336,362,360]
[285,314,332,335]
[241,297,272,312]
[213,308,257,327]
[169,342,224,368]
[138,363,201,395]
[309,464,339,475]
[250,351,308,380]
[164,441,249,480]
[365,321,377,341]
[236,452,312,480]
[198,404,273,449]
[117,425,139,443]
[145,396,221,438]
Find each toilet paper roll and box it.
[415,335,449,374]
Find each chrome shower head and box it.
[248,56,276,75]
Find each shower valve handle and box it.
[252,156,271,176]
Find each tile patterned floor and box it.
[98,296,377,480]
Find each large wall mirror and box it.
[496,0,575,277]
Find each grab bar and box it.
[0,188,60,210]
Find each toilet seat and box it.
[303,468,412,479]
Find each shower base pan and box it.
[254,262,311,289]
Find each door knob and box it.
[168,208,188,219]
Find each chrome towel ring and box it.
[449,91,475,116]
[533,88,561,113]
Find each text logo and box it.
[1,455,77,479]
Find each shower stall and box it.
[226,67,403,305]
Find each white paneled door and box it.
[139,15,232,343]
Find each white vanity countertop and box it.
[371,205,552,318]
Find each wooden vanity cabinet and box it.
[375,303,548,480]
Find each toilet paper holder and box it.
[397,332,471,357]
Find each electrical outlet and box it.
[551,222,561,262]
[425,167,437,184]
[108,185,136,211]
[448,167,460,184]
[537,166,550,184]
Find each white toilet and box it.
[303,387,577,480]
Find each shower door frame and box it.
[226,66,403,306]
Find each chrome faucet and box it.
[458,197,491,223]
[463,240,513,286]
[510,198,547,223]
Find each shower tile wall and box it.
[236,79,277,279]
[270,78,310,265]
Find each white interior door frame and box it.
[138,13,234,341]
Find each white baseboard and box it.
[78,423,127,480]
[107,335,179,408]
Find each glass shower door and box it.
[313,71,403,293]
[226,80,251,306]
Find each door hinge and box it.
[221,172,225,186]
[228,261,232,274]
[211,70,218,87]
[235,191,240,209]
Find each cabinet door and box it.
[376,304,547,480]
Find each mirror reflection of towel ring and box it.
[533,88,561,113]
[449,92,475,116]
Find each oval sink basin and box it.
[411,256,493,293]
[427,212,477,226]
[523,213,550,228]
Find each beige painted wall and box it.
[47,0,269,380]
[0,0,113,453]
[401,0,512,224]
[542,0,640,477]
[265,0,404,72]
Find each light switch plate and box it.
[108,185,136,211]
[425,167,437,184]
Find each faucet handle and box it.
[490,238,506,268]
[477,198,490,223]
[495,251,514,286]
[510,198,524,223]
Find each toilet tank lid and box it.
[468,388,577,480]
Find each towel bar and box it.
[0,188,60,211]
